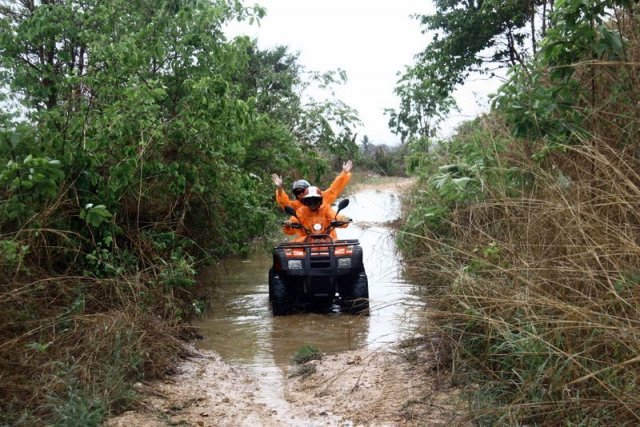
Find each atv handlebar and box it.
[283,218,352,236]
[330,219,351,227]
[283,221,303,229]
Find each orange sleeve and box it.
[276,188,303,211]
[275,188,292,210]
[322,171,351,205]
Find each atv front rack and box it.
[276,238,360,248]
[275,239,362,273]
[278,238,359,256]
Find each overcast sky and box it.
[227,0,504,145]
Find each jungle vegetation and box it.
[4,0,639,424]
[0,0,389,424]
[396,0,640,424]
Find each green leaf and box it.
[82,204,113,227]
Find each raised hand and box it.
[271,173,283,188]
[342,160,353,173]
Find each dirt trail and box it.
[106,345,460,427]
[105,176,465,426]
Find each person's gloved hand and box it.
[271,173,283,189]
[342,160,352,173]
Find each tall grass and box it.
[0,271,191,426]
[403,129,640,424]
[399,8,640,423]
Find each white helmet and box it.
[301,186,323,207]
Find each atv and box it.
[268,199,369,316]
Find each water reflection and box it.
[270,314,369,366]
[193,188,424,369]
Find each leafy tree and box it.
[0,0,362,423]
[0,0,359,257]
[386,64,457,144]
[493,0,633,141]
[234,41,361,186]
[291,68,361,178]
[389,0,558,141]
[356,142,407,177]
[415,0,542,93]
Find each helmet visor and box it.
[302,197,322,208]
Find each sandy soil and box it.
[105,344,464,427]
[105,175,467,427]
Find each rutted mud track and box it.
[106,346,459,426]
[105,177,463,426]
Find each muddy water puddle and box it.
[194,189,425,371]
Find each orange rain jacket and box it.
[283,203,349,242]
[275,171,351,211]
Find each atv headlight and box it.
[288,260,303,270]
[337,257,351,269]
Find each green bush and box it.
[291,344,322,365]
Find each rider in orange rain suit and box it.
[282,186,350,242]
[271,160,352,211]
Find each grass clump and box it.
[402,114,640,424]
[288,344,322,378]
[291,344,323,365]
[0,275,192,426]
[288,363,318,379]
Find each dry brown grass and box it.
[403,18,640,421]
[0,272,192,425]
[409,133,640,424]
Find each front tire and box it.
[345,273,369,315]
[271,275,290,316]
[268,269,275,301]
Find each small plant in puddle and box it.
[289,363,317,378]
[291,344,322,365]
[289,345,322,378]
